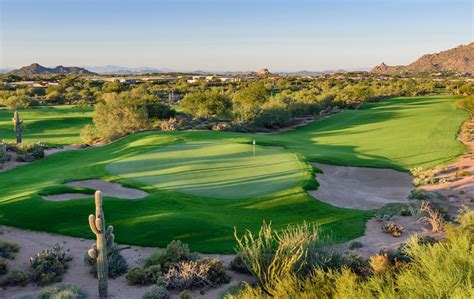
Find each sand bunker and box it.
[66,179,148,199]
[42,179,148,201]
[42,193,94,201]
[309,163,413,210]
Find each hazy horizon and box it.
[1,0,472,71]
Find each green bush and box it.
[229,253,250,274]
[84,244,128,278]
[142,285,170,299]
[38,284,87,299]
[0,257,7,275]
[30,244,72,286]
[304,239,349,273]
[0,269,31,287]
[0,239,20,259]
[178,289,192,299]
[126,265,161,286]
[145,240,194,272]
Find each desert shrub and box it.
[419,202,444,232]
[0,239,20,259]
[126,265,161,286]
[162,260,210,290]
[0,257,7,275]
[381,222,403,237]
[369,253,390,274]
[0,142,10,164]
[344,252,371,276]
[84,244,128,278]
[159,117,179,131]
[408,189,429,200]
[199,258,229,285]
[30,244,72,286]
[399,207,412,216]
[234,221,318,296]
[229,210,474,298]
[229,253,250,274]
[303,239,349,273]
[455,169,470,178]
[348,241,364,250]
[15,142,46,162]
[410,167,435,186]
[178,289,193,299]
[142,285,170,299]
[0,269,31,287]
[38,284,87,299]
[145,240,194,272]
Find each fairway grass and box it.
[0,95,468,252]
[0,106,92,146]
[106,141,305,199]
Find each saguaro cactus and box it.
[12,111,23,144]
[88,191,114,298]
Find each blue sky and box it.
[0,0,472,71]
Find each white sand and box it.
[309,162,413,210]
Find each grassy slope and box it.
[0,106,92,146]
[0,95,468,252]
[264,95,468,171]
[106,141,306,199]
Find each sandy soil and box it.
[65,180,148,200]
[421,119,474,212]
[339,215,443,259]
[309,162,413,210]
[0,226,251,299]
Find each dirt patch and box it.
[339,215,443,259]
[65,180,148,200]
[0,226,252,299]
[309,163,413,210]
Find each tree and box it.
[232,82,269,122]
[181,89,232,119]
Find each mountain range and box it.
[9,63,96,75]
[372,43,473,74]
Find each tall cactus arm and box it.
[89,215,99,235]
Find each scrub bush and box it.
[38,284,87,299]
[30,244,72,286]
[0,239,20,259]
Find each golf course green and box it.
[106,141,305,199]
[0,106,92,146]
[0,95,468,252]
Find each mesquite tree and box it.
[12,111,23,144]
[88,191,115,298]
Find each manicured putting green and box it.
[106,141,305,199]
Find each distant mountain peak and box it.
[9,63,96,75]
[372,43,474,74]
